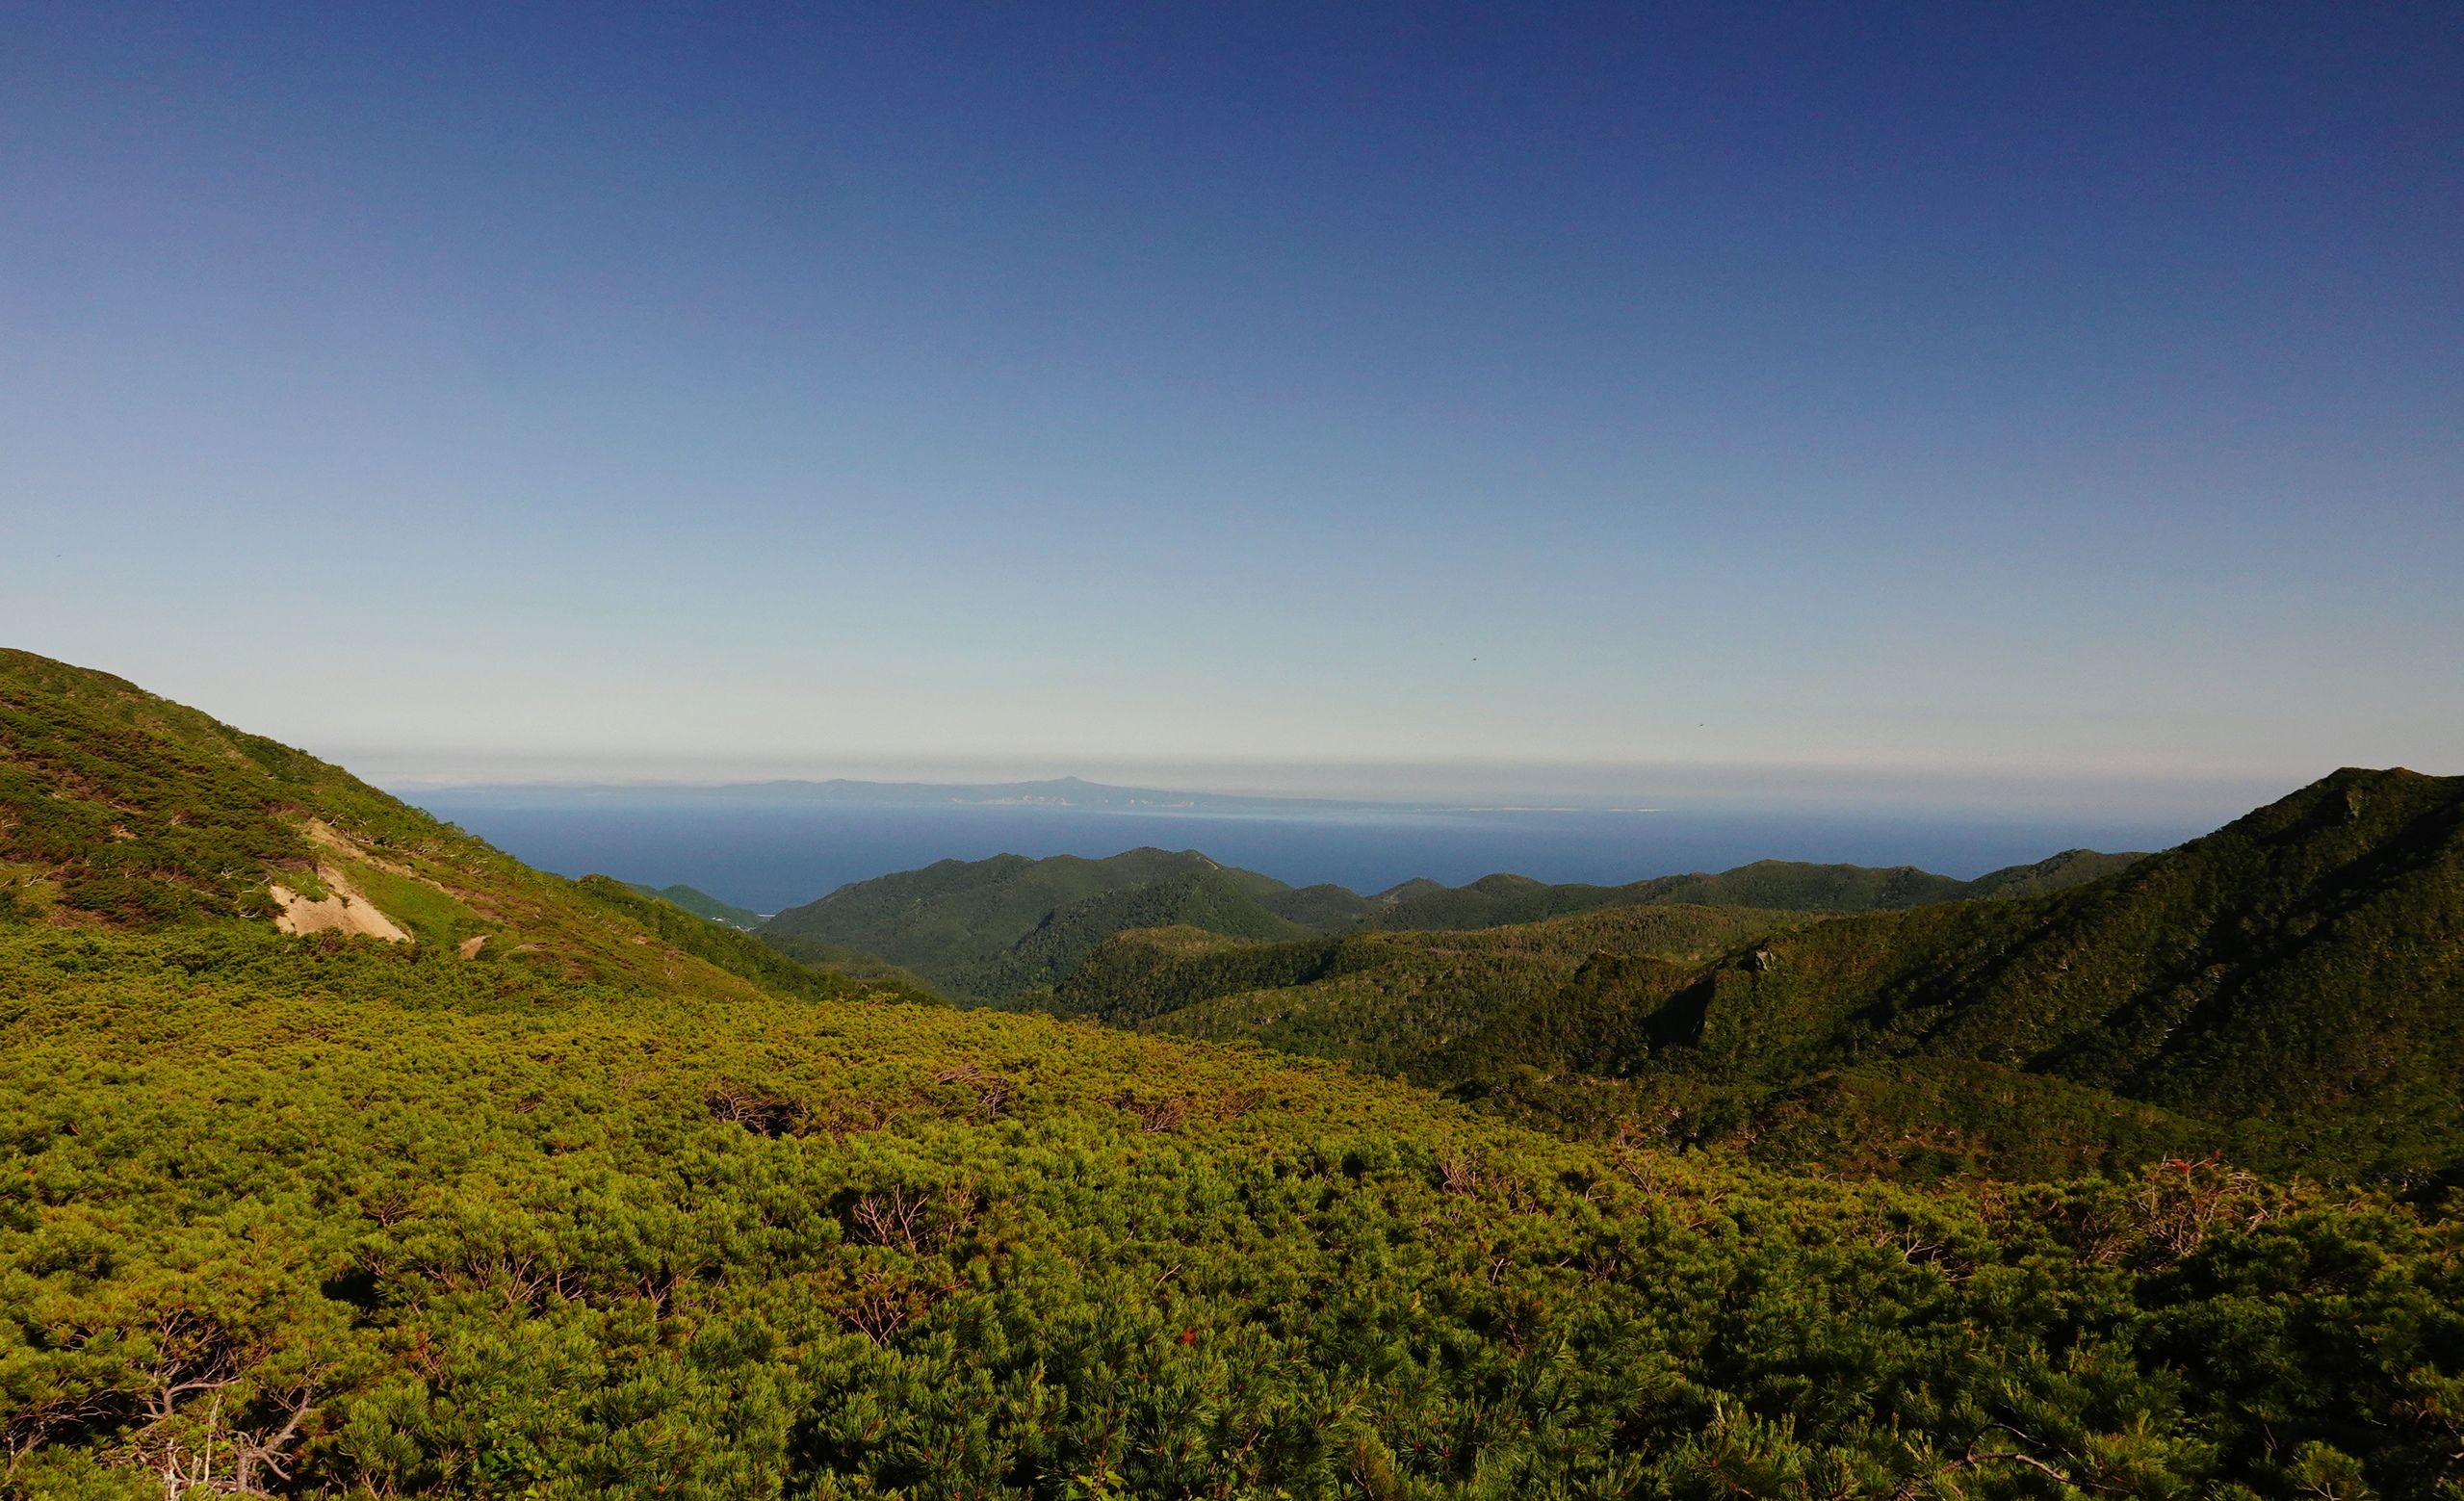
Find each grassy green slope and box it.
[0,649,395,928]
[0,650,892,1007]
[2,653,2460,1497]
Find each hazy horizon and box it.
[360,747,2307,824]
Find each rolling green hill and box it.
[1056,769,2464,1188]
[622,881,765,929]
[758,848,1310,998]
[8,648,2459,1497]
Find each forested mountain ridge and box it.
[1057,767,2464,1187]
[1355,848,2147,931]
[755,840,2140,1002]
[8,649,2459,1498]
[1037,903,1803,1077]
[1645,765,2464,1180]
[948,869,1323,999]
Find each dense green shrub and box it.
[6,926,2461,1498]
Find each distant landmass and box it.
[411,778,2200,912]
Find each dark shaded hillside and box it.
[1959,847,2147,898]
[1073,768,2464,1186]
[1051,904,1800,1078]
[951,869,1319,999]
[1258,880,1382,927]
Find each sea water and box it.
[402,789,2210,916]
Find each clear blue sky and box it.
[4,3,2457,815]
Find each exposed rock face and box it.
[1745,947,1777,972]
[270,867,410,943]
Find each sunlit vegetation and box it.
[10,923,2464,1499]
[4,651,2459,1498]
